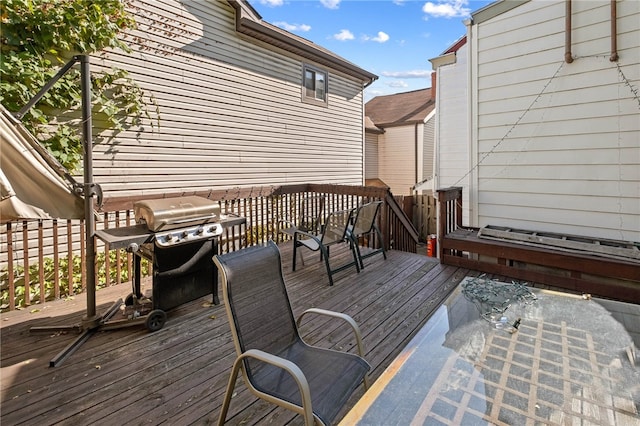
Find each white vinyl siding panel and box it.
[89,0,366,197]
[422,115,435,187]
[365,133,379,179]
[435,43,471,224]
[472,0,640,242]
[378,126,416,195]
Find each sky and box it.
[249,0,495,102]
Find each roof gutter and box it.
[227,0,378,85]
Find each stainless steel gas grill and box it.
[95,196,245,331]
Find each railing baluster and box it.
[67,220,74,296]
[53,219,60,299]
[22,221,30,307]
[126,210,132,283]
[38,220,45,304]
[7,222,15,310]
[115,211,122,286]
[103,212,110,287]
[80,219,86,293]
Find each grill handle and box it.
[155,242,213,279]
[153,214,217,228]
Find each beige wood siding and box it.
[89,0,366,198]
[378,126,416,195]
[471,0,640,242]
[365,132,379,179]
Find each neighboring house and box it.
[365,88,436,196]
[364,116,383,184]
[91,0,376,199]
[429,36,471,225]
[430,0,639,243]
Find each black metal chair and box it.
[213,242,370,425]
[347,201,387,269]
[279,195,326,237]
[292,208,360,286]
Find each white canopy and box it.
[0,105,84,223]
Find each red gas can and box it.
[427,235,437,257]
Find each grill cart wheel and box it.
[124,293,135,306]
[145,310,167,332]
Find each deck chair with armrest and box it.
[279,195,326,237]
[213,241,370,426]
[347,201,387,269]
[292,208,361,286]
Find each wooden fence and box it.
[1,184,421,311]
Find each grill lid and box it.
[134,196,220,232]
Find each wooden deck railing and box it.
[0,184,418,311]
[435,186,640,303]
[436,187,463,259]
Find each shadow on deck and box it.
[0,242,470,425]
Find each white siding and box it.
[378,125,416,195]
[434,43,471,224]
[365,132,379,179]
[90,0,366,198]
[470,0,640,242]
[422,114,435,188]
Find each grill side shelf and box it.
[95,225,154,250]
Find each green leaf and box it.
[1,0,157,171]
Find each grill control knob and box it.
[196,227,204,235]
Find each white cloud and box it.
[387,80,409,88]
[372,31,390,43]
[321,0,341,9]
[381,70,432,78]
[256,0,284,6]
[422,0,471,19]
[273,21,311,32]
[333,29,355,41]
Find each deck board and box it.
[1,242,469,425]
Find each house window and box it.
[302,64,328,106]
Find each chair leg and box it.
[351,235,365,270]
[319,245,334,286]
[292,238,299,271]
[217,358,243,426]
[349,239,361,273]
[375,225,387,260]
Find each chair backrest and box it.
[298,195,325,232]
[214,242,299,373]
[321,208,354,245]
[351,201,383,236]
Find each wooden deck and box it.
[0,242,472,425]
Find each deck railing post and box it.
[436,187,463,260]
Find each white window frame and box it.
[302,64,328,107]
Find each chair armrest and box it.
[293,228,316,239]
[239,349,315,424]
[293,228,322,250]
[277,218,295,227]
[277,219,297,236]
[297,308,367,360]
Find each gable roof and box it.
[365,116,383,134]
[365,88,435,127]
[227,0,377,84]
